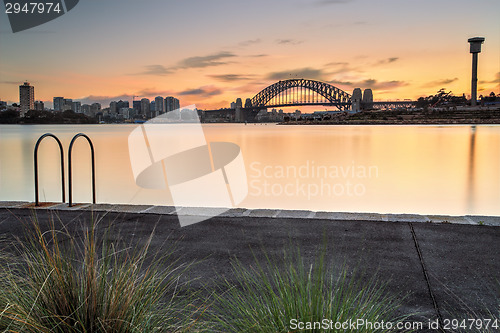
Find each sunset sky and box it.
[0,0,499,110]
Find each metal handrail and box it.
[68,133,96,207]
[34,133,65,206]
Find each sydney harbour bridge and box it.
[250,79,352,110]
[202,78,416,121]
[248,78,415,110]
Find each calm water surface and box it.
[1,124,499,216]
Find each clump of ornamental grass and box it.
[0,212,204,333]
[209,244,410,333]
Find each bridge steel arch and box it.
[250,79,351,110]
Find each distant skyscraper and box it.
[120,107,134,119]
[116,100,129,110]
[34,100,44,111]
[244,98,252,108]
[155,96,164,114]
[235,98,242,109]
[19,81,34,115]
[110,101,117,114]
[165,96,179,112]
[141,98,150,118]
[150,101,156,117]
[82,104,91,116]
[72,101,81,113]
[53,97,64,111]
[90,103,101,117]
[133,100,141,114]
[62,99,73,111]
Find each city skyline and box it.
[1,0,499,109]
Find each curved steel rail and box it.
[68,133,96,207]
[34,133,65,206]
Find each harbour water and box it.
[1,124,499,216]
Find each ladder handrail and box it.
[34,133,65,206]
[68,133,96,207]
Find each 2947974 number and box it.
[5,2,61,14]
[443,318,499,331]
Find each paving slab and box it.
[50,203,91,211]
[0,207,435,325]
[139,206,177,215]
[276,210,315,219]
[466,215,500,226]
[19,202,62,209]
[387,214,430,223]
[116,204,155,213]
[176,207,229,217]
[85,204,116,212]
[314,211,388,221]
[426,215,471,225]
[247,209,281,218]
[218,208,248,218]
[411,223,500,319]
[0,201,29,208]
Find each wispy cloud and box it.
[138,65,172,76]
[208,74,256,82]
[134,51,237,76]
[426,77,459,87]
[330,78,407,91]
[239,39,261,47]
[276,39,303,45]
[327,63,359,75]
[266,67,328,81]
[137,88,173,97]
[178,85,222,97]
[176,52,236,69]
[374,57,399,66]
[479,72,500,84]
[325,62,349,67]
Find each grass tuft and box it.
[208,243,408,332]
[0,212,203,333]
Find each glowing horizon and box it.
[0,0,499,110]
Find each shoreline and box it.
[1,201,499,227]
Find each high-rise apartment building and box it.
[155,96,165,114]
[90,103,101,117]
[34,100,44,111]
[141,98,150,118]
[72,101,81,113]
[19,81,34,115]
[133,100,141,114]
[164,96,180,112]
[53,97,64,111]
[62,99,73,111]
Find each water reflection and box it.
[466,126,476,213]
[0,124,499,216]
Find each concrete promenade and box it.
[0,202,499,332]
